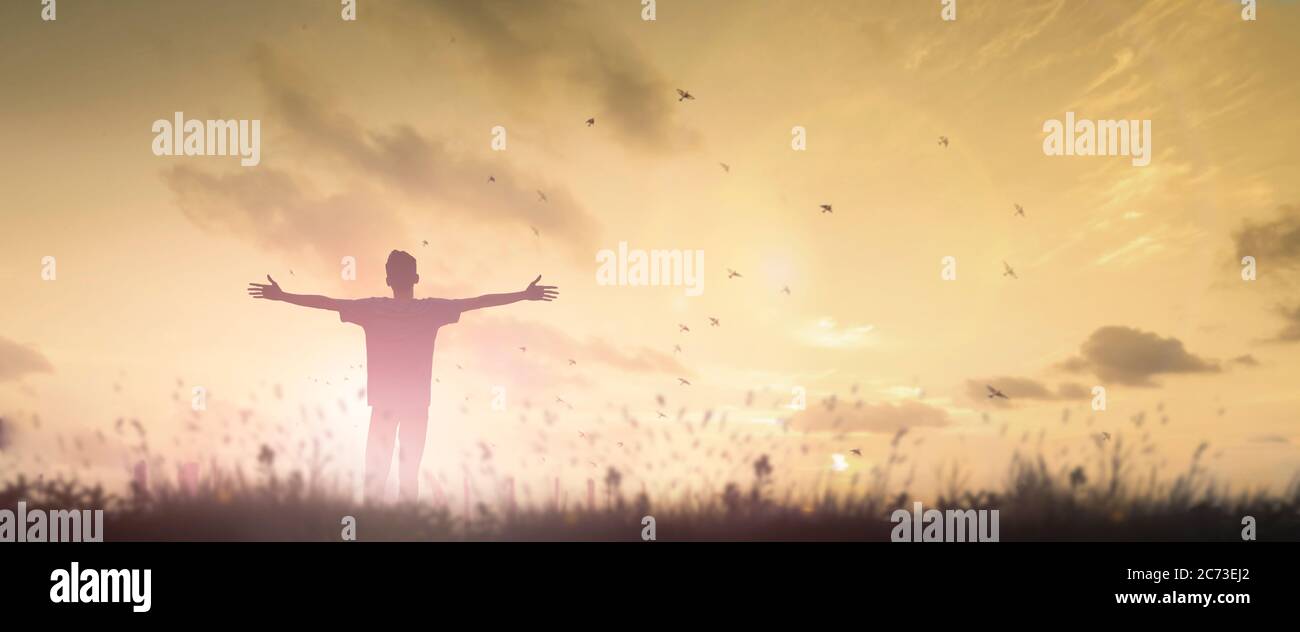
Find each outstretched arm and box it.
[458,275,558,312]
[247,275,344,311]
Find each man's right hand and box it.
[247,275,285,301]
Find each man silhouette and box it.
[247,250,558,502]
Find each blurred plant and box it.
[604,467,623,511]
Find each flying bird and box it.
[708,317,720,327]
[938,136,949,147]
[678,324,690,333]
[1014,204,1026,218]
[678,378,691,386]
[530,226,540,237]
[422,240,429,247]
[849,448,862,456]
[727,268,742,279]
[673,344,683,354]
[781,285,791,295]
[820,204,833,214]
[568,359,577,366]
[676,89,695,101]
[488,175,496,183]
[519,346,527,352]
[585,117,595,127]
[719,162,730,173]
[986,385,1009,400]
[1002,261,1018,279]
[537,190,548,203]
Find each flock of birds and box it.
[418,87,1139,495]
[477,87,1032,283]
[0,86,1209,511]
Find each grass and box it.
[4,439,1297,541]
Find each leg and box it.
[365,407,400,502]
[396,408,430,503]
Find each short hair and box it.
[385,250,417,278]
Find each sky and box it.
[1,0,1299,505]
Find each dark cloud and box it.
[379,0,695,153]
[1055,382,1091,398]
[1232,205,1300,342]
[965,378,1089,407]
[1233,204,1300,268]
[1249,434,1290,445]
[789,400,950,434]
[164,166,407,269]
[249,45,601,257]
[1270,305,1300,343]
[0,337,53,383]
[1057,326,1219,387]
[167,45,602,266]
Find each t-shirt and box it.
[338,297,463,410]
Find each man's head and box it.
[385,250,419,294]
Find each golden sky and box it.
[2,0,1299,502]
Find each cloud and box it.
[789,400,951,434]
[1269,304,1300,343]
[1057,326,1219,386]
[164,166,407,267]
[972,0,1067,67]
[0,337,54,383]
[1083,48,1136,94]
[1249,434,1290,445]
[798,318,876,349]
[444,315,688,377]
[250,46,601,256]
[1232,205,1300,342]
[1094,235,1159,266]
[965,378,1089,407]
[379,0,695,153]
[167,45,603,266]
[1233,204,1300,269]
[1232,354,1261,367]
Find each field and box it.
[4,443,1296,541]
